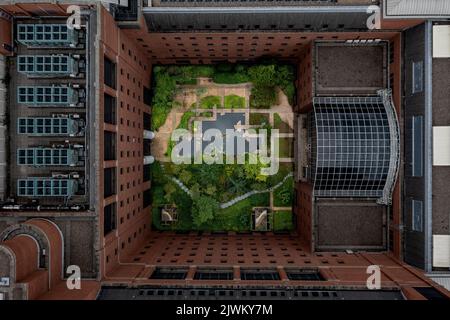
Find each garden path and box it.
[271,89,294,129]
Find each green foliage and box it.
[213,72,249,84]
[250,86,277,109]
[163,182,177,202]
[248,65,277,86]
[199,95,221,109]
[151,63,294,129]
[166,111,195,157]
[212,193,269,232]
[151,72,177,130]
[205,184,217,196]
[224,94,245,109]
[249,113,270,126]
[273,176,294,207]
[200,111,213,117]
[179,170,192,185]
[192,195,219,227]
[243,160,268,183]
[227,177,246,195]
[274,113,283,128]
[273,211,294,231]
[178,111,195,130]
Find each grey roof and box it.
[385,0,450,17]
[143,6,372,31]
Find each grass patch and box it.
[209,193,270,232]
[249,113,270,126]
[273,210,294,231]
[224,94,245,109]
[178,111,195,130]
[278,137,293,158]
[274,113,293,133]
[200,95,221,109]
[273,175,294,207]
[200,111,213,117]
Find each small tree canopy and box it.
[192,195,219,227]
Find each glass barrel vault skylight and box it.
[310,90,400,205]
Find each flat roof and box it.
[384,0,450,18]
[314,43,387,95]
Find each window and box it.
[104,56,116,89]
[412,61,424,94]
[143,86,152,106]
[104,167,116,198]
[150,267,188,280]
[286,269,324,281]
[104,93,116,124]
[143,164,151,182]
[412,199,423,232]
[143,189,151,208]
[412,116,423,177]
[104,203,117,236]
[240,269,280,281]
[194,268,233,280]
[414,287,449,300]
[104,131,116,161]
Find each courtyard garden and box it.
[149,63,296,232]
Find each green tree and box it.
[247,65,277,86]
[192,195,219,227]
[228,177,246,195]
[243,160,268,183]
[205,184,217,196]
[250,86,277,109]
[179,170,192,185]
[163,182,177,202]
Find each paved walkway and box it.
[151,78,295,163]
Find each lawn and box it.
[224,94,245,109]
[273,175,294,207]
[200,95,221,109]
[273,210,294,231]
[208,193,270,232]
[279,137,293,158]
[274,113,293,133]
[178,111,195,130]
[249,113,270,126]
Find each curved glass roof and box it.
[310,90,400,204]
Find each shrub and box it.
[224,94,245,109]
[273,176,294,206]
[178,111,195,130]
[192,195,219,227]
[213,72,249,84]
[248,65,277,87]
[200,95,221,109]
[250,86,277,109]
